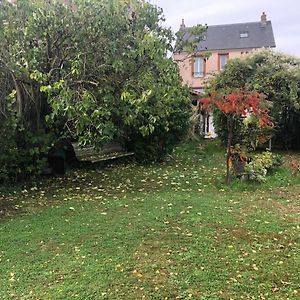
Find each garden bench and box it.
[72,141,134,163]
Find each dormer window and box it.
[240,32,249,38]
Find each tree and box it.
[201,91,272,183]
[0,0,191,182]
[207,49,300,149]
[42,0,191,161]
[173,23,210,63]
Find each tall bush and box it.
[207,50,300,149]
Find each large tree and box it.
[0,0,191,181]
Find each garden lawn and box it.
[0,141,299,300]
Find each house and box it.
[173,12,276,137]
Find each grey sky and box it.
[149,0,300,57]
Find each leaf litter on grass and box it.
[0,140,300,299]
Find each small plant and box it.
[244,151,282,182]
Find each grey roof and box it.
[182,21,276,51]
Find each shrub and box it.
[0,127,50,184]
[244,151,282,182]
[124,84,191,163]
[207,49,300,150]
[0,88,50,183]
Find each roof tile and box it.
[182,21,276,51]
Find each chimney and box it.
[180,18,186,29]
[261,12,267,26]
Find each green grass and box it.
[0,140,299,299]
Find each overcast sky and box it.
[149,0,300,57]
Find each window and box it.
[218,54,228,70]
[240,32,249,38]
[193,57,205,77]
[194,88,205,94]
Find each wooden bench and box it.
[72,141,134,163]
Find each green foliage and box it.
[0,124,50,184]
[175,23,207,53]
[212,105,243,144]
[0,75,50,183]
[0,0,191,181]
[244,151,282,182]
[241,114,273,150]
[208,49,300,149]
[42,0,191,160]
[119,60,191,162]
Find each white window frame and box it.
[193,57,205,77]
[219,54,228,71]
[240,32,249,38]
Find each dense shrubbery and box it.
[208,50,300,149]
[244,151,282,182]
[0,126,50,184]
[0,89,49,183]
[0,0,191,181]
[119,60,191,162]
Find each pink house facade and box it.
[173,13,276,137]
[175,49,257,90]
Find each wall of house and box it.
[174,48,257,88]
[174,48,258,138]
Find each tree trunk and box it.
[226,116,233,184]
[33,85,42,131]
[11,72,23,118]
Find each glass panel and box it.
[219,54,228,70]
[240,32,249,38]
[194,88,205,94]
[194,58,204,77]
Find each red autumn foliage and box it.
[201,91,272,183]
[201,91,273,127]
